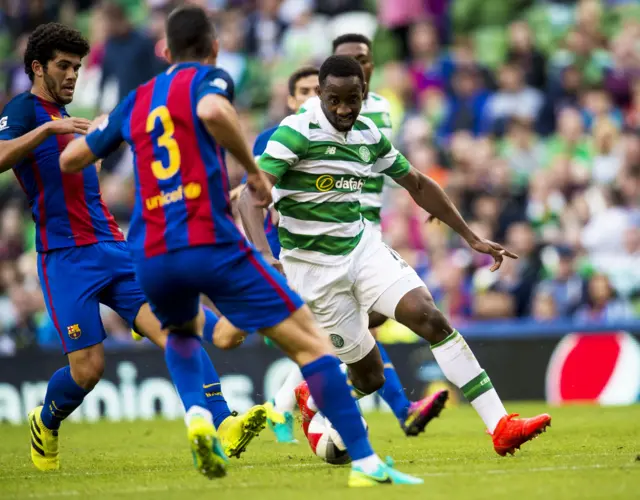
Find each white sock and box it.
[307,393,318,412]
[431,330,507,433]
[274,366,304,414]
[184,406,213,427]
[352,454,384,473]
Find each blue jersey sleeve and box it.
[0,96,34,140]
[196,67,235,104]
[243,126,278,184]
[252,126,277,157]
[86,93,133,158]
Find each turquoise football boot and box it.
[264,400,298,444]
[348,458,423,487]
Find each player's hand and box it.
[246,171,272,208]
[468,238,518,272]
[263,253,285,276]
[229,184,245,202]
[47,117,91,136]
[88,114,109,133]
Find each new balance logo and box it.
[325,146,336,155]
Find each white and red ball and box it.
[305,413,368,465]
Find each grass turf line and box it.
[1,402,639,499]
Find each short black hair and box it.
[319,55,364,89]
[24,23,90,82]
[332,33,372,53]
[288,66,319,96]
[166,5,216,61]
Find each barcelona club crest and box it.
[67,324,82,339]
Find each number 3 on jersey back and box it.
[146,105,180,180]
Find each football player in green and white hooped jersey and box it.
[302,34,392,230]
[333,34,391,229]
[298,34,450,436]
[239,55,552,457]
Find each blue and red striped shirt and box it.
[86,62,242,259]
[0,92,124,252]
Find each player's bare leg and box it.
[394,287,550,455]
[132,304,265,459]
[345,345,386,395]
[212,316,248,350]
[67,343,106,391]
[367,312,449,436]
[134,304,245,350]
[263,306,422,486]
[296,334,447,438]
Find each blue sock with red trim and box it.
[40,366,89,430]
[301,355,374,460]
[377,342,411,422]
[165,333,207,412]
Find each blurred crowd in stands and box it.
[0,0,639,354]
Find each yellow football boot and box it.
[131,329,144,341]
[218,405,267,458]
[29,406,59,471]
[187,415,226,479]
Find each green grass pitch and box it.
[2,403,639,499]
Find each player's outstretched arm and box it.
[395,167,518,271]
[61,110,126,174]
[60,136,99,173]
[0,118,90,174]
[238,172,284,274]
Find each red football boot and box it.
[492,413,551,456]
[294,381,317,437]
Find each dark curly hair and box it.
[319,55,364,89]
[24,23,90,82]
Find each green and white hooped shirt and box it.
[258,98,409,264]
[300,93,393,226]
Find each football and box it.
[305,413,368,465]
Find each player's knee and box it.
[214,330,247,350]
[289,306,331,351]
[267,306,333,365]
[70,356,104,390]
[351,370,385,395]
[398,295,452,344]
[68,344,105,390]
[211,316,247,350]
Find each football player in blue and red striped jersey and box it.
[0,22,266,474]
[61,5,423,486]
